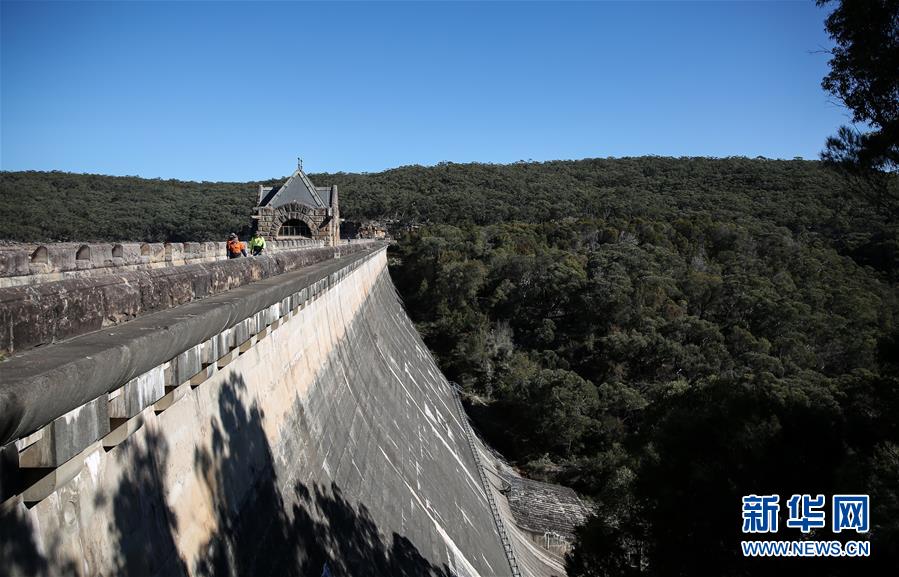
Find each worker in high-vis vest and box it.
[249,232,266,256]
[226,233,247,258]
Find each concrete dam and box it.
[0,241,579,576]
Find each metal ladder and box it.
[449,383,522,577]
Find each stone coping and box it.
[0,242,378,356]
[0,243,388,450]
[0,239,329,287]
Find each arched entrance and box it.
[278,219,313,238]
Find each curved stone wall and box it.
[0,243,378,355]
[0,247,522,577]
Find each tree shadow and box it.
[5,370,455,576]
[0,498,59,577]
[192,372,287,576]
[189,372,454,577]
[107,427,188,577]
[285,481,454,577]
[0,463,79,577]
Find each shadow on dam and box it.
[2,250,518,576]
[2,373,453,577]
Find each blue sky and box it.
[1,1,845,182]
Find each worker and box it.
[226,233,247,258]
[249,231,266,256]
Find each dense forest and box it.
[362,158,898,576]
[2,157,897,575]
[0,171,259,242]
[3,156,897,277]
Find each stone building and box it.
[253,166,340,246]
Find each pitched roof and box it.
[259,169,328,209]
[316,186,333,206]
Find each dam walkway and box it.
[0,241,567,576]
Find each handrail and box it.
[448,382,522,577]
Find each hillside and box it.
[3,157,898,574]
[0,157,880,237]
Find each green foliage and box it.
[818,0,898,169]
[390,213,898,575]
[3,157,898,574]
[0,171,262,242]
[818,0,899,218]
[3,157,895,274]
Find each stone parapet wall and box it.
[0,244,515,577]
[0,239,324,288]
[0,242,380,356]
[0,246,387,485]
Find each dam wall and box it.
[0,245,524,576]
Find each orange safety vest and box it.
[227,239,244,255]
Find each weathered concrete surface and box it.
[479,441,570,577]
[0,245,385,450]
[0,242,374,355]
[502,472,593,543]
[16,397,110,469]
[0,248,529,576]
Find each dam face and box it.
[1,246,519,576]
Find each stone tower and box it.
[253,167,340,246]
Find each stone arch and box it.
[31,246,49,265]
[140,243,150,256]
[76,245,91,261]
[112,244,124,258]
[278,219,313,238]
[269,203,319,240]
